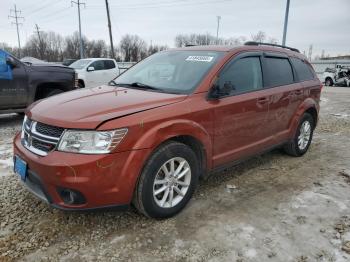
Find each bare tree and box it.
[120,34,147,62]
[250,31,266,43]
[148,44,168,56]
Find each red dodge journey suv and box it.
[13,42,322,218]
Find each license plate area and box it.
[14,155,27,181]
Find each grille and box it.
[32,139,55,152]
[22,118,64,156]
[35,122,64,138]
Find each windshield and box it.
[70,59,92,69]
[113,50,223,94]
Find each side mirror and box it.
[87,66,95,72]
[6,56,17,68]
[208,81,232,100]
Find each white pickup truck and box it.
[69,58,121,88]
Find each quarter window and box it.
[264,57,294,87]
[291,58,314,81]
[219,57,263,95]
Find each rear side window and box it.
[219,57,263,95]
[264,57,294,87]
[104,60,116,69]
[291,58,314,81]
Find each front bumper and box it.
[13,133,151,210]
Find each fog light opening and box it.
[58,188,86,205]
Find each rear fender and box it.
[288,98,319,138]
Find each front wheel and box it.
[133,141,199,218]
[284,113,315,157]
[325,78,333,86]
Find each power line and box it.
[87,0,230,10]
[38,7,72,23]
[8,4,24,58]
[71,0,85,59]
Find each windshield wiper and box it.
[111,82,162,91]
[108,80,118,86]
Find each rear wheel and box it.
[284,113,315,157]
[133,141,199,218]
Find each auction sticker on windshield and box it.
[186,56,214,62]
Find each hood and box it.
[28,63,74,73]
[27,85,187,129]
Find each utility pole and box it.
[216,16,221,45]
[282,0,290,46]
[8,5,24,58]
[71,0,85,59]
[308,44,313,61]
[105,0,115,59]
[35,24,44,60]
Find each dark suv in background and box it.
[0,49,77,114]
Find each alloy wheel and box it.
[298,120,311,150]
[153,157,191,208]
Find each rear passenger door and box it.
[290,57,320,100]
[212,53,271,167]
[103,60,119,82]
[262,54,303,142]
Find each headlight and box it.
[57,128,128,154]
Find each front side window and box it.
[219,56,263,95]
[113,50,224,94]
[90,60,105,71]
[291,58,314,81]
[70,59,92,69]
[264,57,294,87]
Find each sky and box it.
[0,0,349,57]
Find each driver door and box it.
[0,51,28,109]
[211,53,271,167]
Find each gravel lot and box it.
[1,87,350,262]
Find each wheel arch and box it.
[131,120,213,175]
[156,135,208,179]
[289,98,319,137]
[34,82,68,100]
[78,79,85,87]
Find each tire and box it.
[43,89,64,98]
[78,82,84,88]
[133,141,199,219]
[284,113,315,157]
[325,78,333,86]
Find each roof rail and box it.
[244,41,300,53]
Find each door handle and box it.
[294,89,303,95]
[257,97,269,104]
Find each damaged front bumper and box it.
[13,133,151,211]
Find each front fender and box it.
[133,119,213,170]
